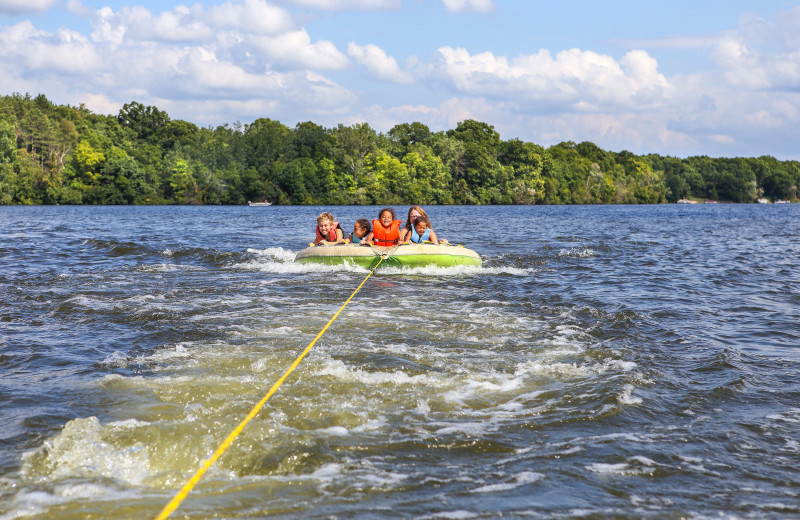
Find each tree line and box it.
[1,93,798,205]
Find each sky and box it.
[1,0,800,159]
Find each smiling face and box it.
[380,211,393,227]
[353,223,367,238]
[318,219,333,237]
[409,209,421,222]
[414,219,427,235]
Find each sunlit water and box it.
[1,204,799,519]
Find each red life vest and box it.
[315,221,340,242]
[371,219,401,246]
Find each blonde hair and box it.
[317,212,334,224]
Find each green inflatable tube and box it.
[295,243,481,268]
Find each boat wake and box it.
[241,248,537,277]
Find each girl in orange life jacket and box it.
[309,212,344,247]
[366,208,402,246]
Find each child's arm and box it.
[398,228,409,243]
[365,232,374,245]
[427,229,440,245]
[333,227,344,243]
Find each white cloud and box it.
[428,46,675,113]
[90,5,213,46]
[251,29,349,70]
[0,0,57,16]
[441,0,495,14]
[208,0,293,34]
[276,0,400,10]
[0,21,100,74]
[709,8,800,92]
[348,42,413,84]
[88,1,293,48]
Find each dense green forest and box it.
[1,93,798,205]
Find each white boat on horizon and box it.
[248,200,272,206]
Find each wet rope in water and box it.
[154,249,398,520]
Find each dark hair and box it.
[378,207,397,220]
[413,215,430,228]
[355,218,371,233]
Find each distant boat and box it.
[676,199,698,204]
[248,200,272,206]
[704,200,718,204]
[758,198,771,204]
[775,200,791,204]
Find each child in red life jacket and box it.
[310,212,344,246]
[347,218,371,245]
[366,208,402,246]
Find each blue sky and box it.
[2,0,799,159]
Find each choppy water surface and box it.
[1,204,799,519]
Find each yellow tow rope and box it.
[154,251,394,520]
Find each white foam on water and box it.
[472,471,545,493]
[63,295,114,311]
[315,426,349,436]
[137,263,206,273]
[247,247,297,263]
[1,478,148,520]
[421,510,478,520]
[236,247,368,274]
[127,293,166,303]
[100,351,132,367]
[20,417,150,486]
[251,358,272,372]
[266,326,298,335]
[630,456,657,466]
[107,418,149,429]
[512,360,593,379]
[434,421,493,436]
[267,460,408,492]
[377,264,536,277]
[617,384,642,405]
[234,258,367,275]
[762,503,800,513]
[312,358,445,388]
[351,416,390,434]
[586,462,629,474]
[140,343,193,362]
[766,408,800,423]
[585,432,653,444]
[558,247,595,258]
[0,491,51,520]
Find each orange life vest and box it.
[371,219,402,246]
[315,221,340,242]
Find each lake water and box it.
[1,204,799,519]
